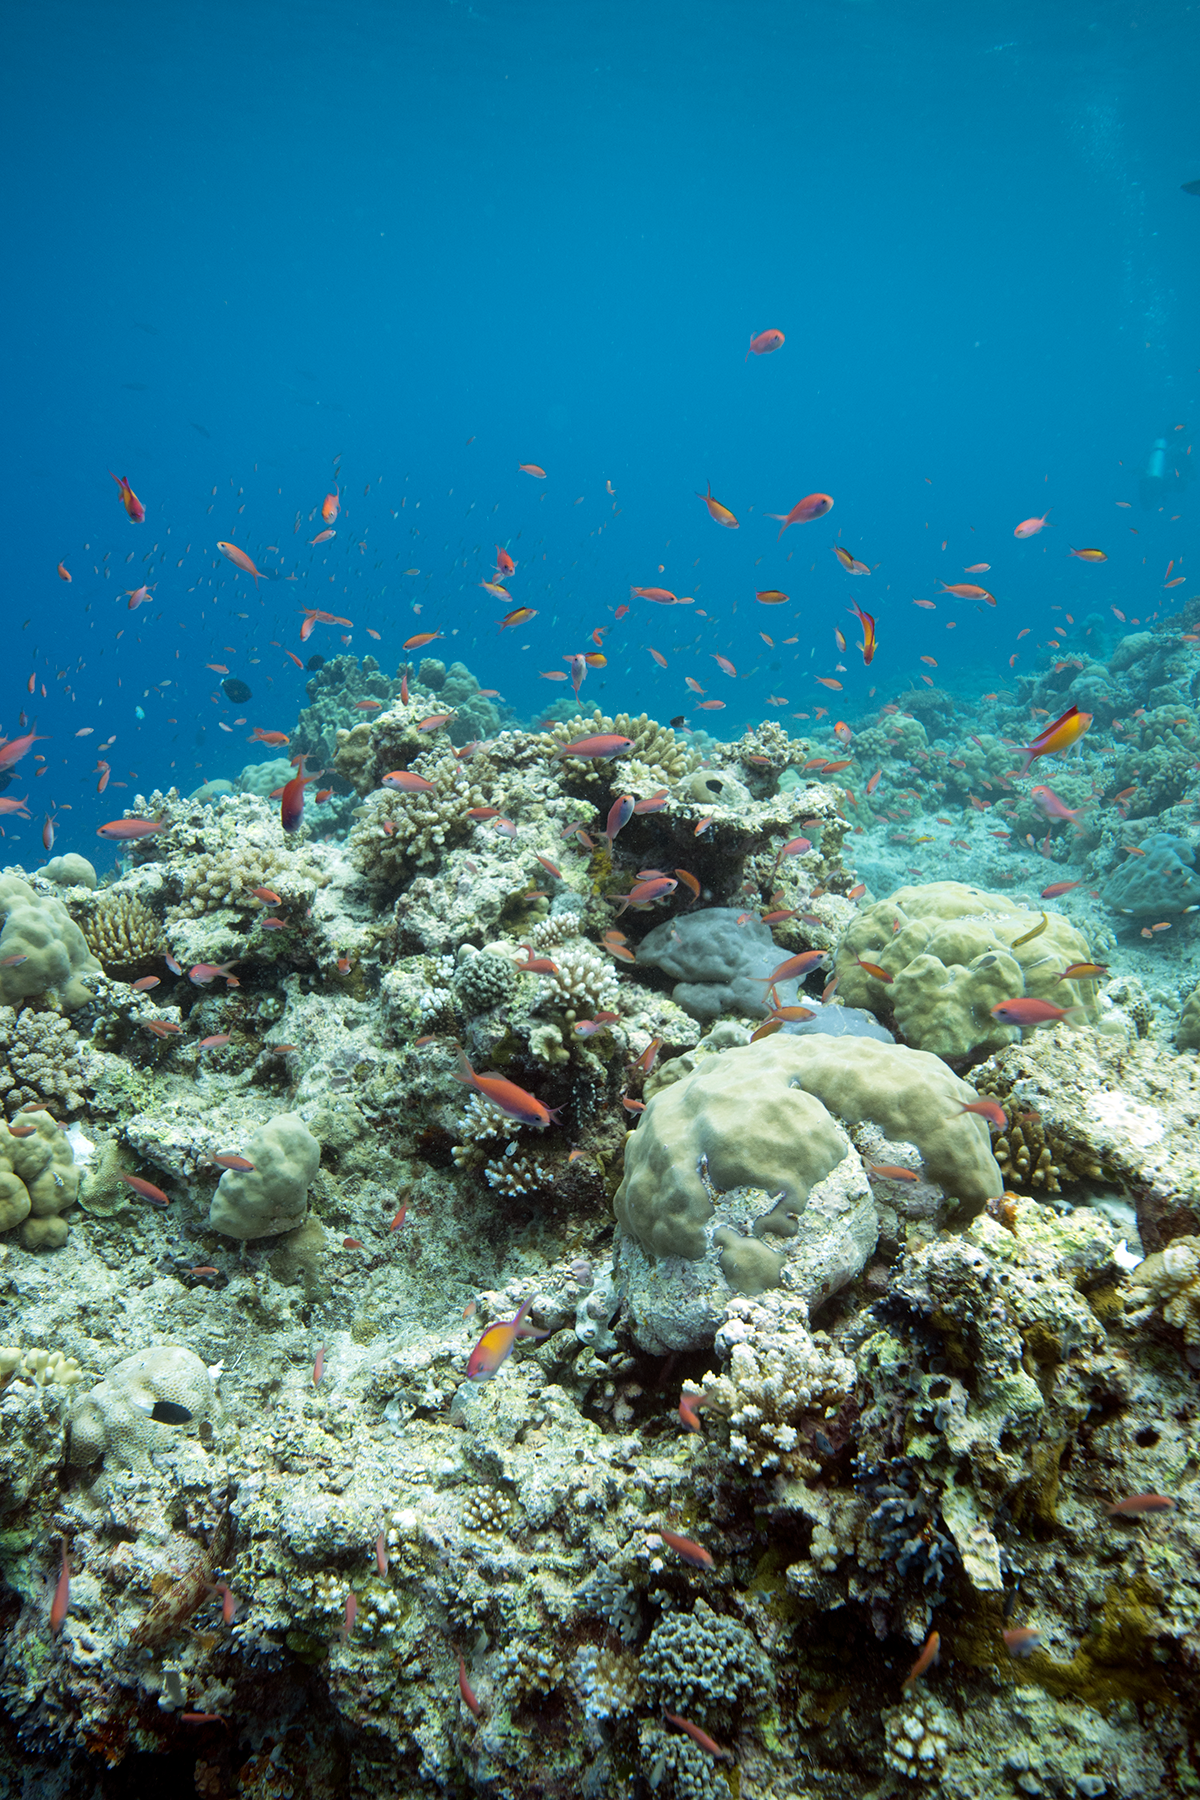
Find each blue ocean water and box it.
[4,0,1197,860]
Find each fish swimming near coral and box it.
[466,1298,548,1380]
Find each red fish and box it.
[126,584,150,610]
[455,1051,559,1126]
[1030,785,1087,822]
[217,542,264,586]
[658,1529,714,1569]
[518,463,546,478]
[466,1298,548,1379]
[663,1712,734,1764]
[712,653,736,676]
[96,817,163,840]
[403,631,443,650]
[248,729,290,747]
[1104,1493,1175,1516]
[281,757,316,833]
[553,734,633,761]
[110,472,145,522]
[697,483,738,528]
[746,327,785,359]
[903,1629,940,1691]
[1014,512,1052,537]
[613,876,677,915]
[761,950,827,986]
[0,728,50,772]
[322,488,340,524]
[189,961,238,986]
[199,1035,232,1050]
[458,1654,484,1717]
[959,1099,1006,1128]
[119,1171,171,1207]
[57,562,71,582]
[50,1544,71,1635]
[768,493,834,537]
[495,546,515,577]
[633,789,669,814]
[990,997,1074,1028]
[213,1152,254,1170]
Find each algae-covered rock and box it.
[834,881,1098,1061]
[208,1113,320,1239]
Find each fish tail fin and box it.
[454,1048,478,1090]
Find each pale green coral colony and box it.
[2,672,1200,1800]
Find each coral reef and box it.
[0,1007,87,1119]
[0,876,101,1011]
[78,890,164,977]
[208,1113,321,1239]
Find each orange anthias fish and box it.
[322,487,340,524]
[110,472,145,522]
[518,463,546,478]
[631,586,678,605]
[466,1299,548,1379]
[768,493,834,537]
[280,755,317,834]
[495,546,516,578]
[57,562,71,582]
[1014,512,1052,537]
[455,1050,560,1126]
[1012,704,1093,777]
[746,327,785,359]
[903,1629,941,1691]
[849,600,876,665]
[403,630,443,650]
[697,483,738,528]
[217,542,264,586]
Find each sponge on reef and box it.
[0,876,101,1011]
[208,1112,320,1239]
[834,881,1098,1060]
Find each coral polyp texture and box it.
[3,642,1200,1800]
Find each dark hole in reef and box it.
[1134,1426,1160,1447]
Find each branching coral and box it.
[0,1007,87,1118]
[346,752,487,887]
[693,1292,857,1478]
[79,892,164,976]
[638,1600,772,1730]
[538,709,700,791]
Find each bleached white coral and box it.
[695,1292,856,1477]
[484,1142,551,1197]
[536,941,621,1017]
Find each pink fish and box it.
[767,493,834,538]
[1014,512,1052,538]
[613,876,677,916]
[96,816,163,841]
[746,327,785,359]
[564,653,588,698]
[313,1345,326,1386]
[633,789,669,814]
[189,961,238,986]
[217,542,264,587]
[605,795,636,845]
[990,997,1076,1028]
[553,734,634,761]
[458,1654,484,1717]
[1105,1493,1175,1517]
[466,1298,548,1379]
[0,728,50,772]
[341,1590,357,1641]
[49,1543,70,1635]
[658,1528,714,1569]
[761,950,828,986]
[454,1050,560,1126]
[1030,785,1087,822]
[382,770,436,793]
[126,585,150,610]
